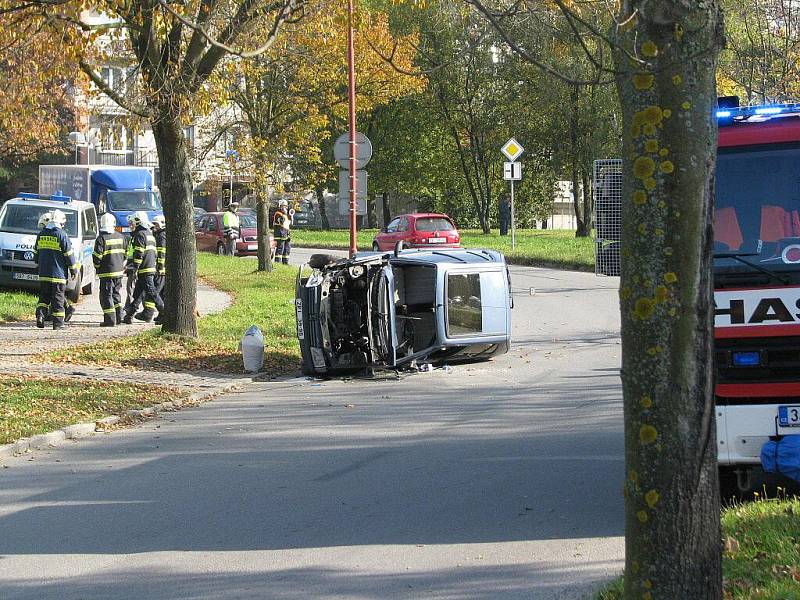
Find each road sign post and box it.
[501,139,524,250]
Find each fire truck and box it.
[595,99,800,490]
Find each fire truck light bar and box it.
[716,102,800,122]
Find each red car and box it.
[372,213,460,251]
[195,212,276,258]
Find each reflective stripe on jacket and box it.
[131,225,157,275]
[34,226,77,284]
[93,231,126,278]
[154,228,166,275]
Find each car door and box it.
[196,216,208,251]
[396,217,410,246]
[208,215,220,250]
[378,217,401,250]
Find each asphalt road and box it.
[0,259,624,600]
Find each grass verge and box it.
[0,374,186,444]
[0,289,38,323]
[45,253,301,375]
[293,228,595,271]
[595,494,800,600]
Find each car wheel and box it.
[217,243,225,255]
[308,253,339,270]
[372,242,380,252]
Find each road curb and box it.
[0,380,251,465]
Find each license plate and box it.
[778,405,800,427]
[428,237,447,244]
[247,244,257,251]
[295,299,304,340]
[13,272,38,281]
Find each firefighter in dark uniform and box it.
[272,199,291,264]
[123,213,137,316]
[123,211,164,324]
[34,209,78,330]
[151,215,166,324]
[93,213,126,327]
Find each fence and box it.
[593,159,622,276]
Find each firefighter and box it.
[93,213,126,327]
[272,199,292,264]
[33,209,78,330]
[151,215,166,324]
[123,211,164,324]
[222,202,240,256]
[123,213,137,316]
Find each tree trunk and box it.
[613,2,724,598]
[316,186,330,230]
[367,192,377,229]
[256,197,272,272]
[152,113,197,337]
[571,84,589,237]
[582,172,592,235]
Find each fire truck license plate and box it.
[778,405,800,427]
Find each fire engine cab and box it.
[714,100,800,489]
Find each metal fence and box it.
[593,159,622,276]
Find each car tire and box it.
[372,242,380,252]
[308,253,339,270]
[217,243,225,256]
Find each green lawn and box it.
[0,374,186,444]
[0,288,38,323]
[46,253,301,374]
[293,228,595,271]
[596,494,800,599]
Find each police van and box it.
[0,193,98,293]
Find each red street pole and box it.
[347,0,358,257]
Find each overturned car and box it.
[295,247,512,375]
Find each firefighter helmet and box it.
[151,215,166,230]
[129,211,150,228]
[51,209,67,228]
[99,213,117,233]
[37,212,53,229]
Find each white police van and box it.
[0,193,98,293]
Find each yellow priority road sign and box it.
[501,138,524,161]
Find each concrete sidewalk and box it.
[0,281,242,390]
[0,281,230,361]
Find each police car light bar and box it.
[18,191,72,204]
[716,102,800,122]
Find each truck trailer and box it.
[39,165,163,232]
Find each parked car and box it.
[372,213,460,252]
[295,247,512,375]
[195,212,275,258]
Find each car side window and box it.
[386,218,400,233]
[207,217,218,232]
[397,218,409,232]
[83,208,98,240]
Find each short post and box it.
[510,179,516,250]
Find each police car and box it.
[0,193,98,293]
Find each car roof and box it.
[393,213,454,220]
[5,197,93,211]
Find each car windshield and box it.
[239,214,256,228]
[416,217,455,232]
[107,191,162,211]
[714,144,800,271]
[0,204,78,237]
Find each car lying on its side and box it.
[295,247,512,375]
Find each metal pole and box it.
[347,0,358,257]
[511,179,516,250]
[230,165,233,205]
